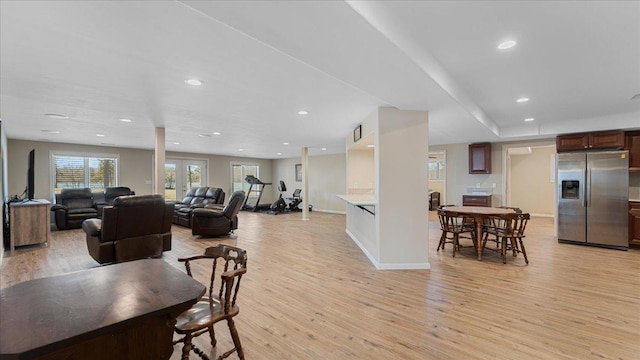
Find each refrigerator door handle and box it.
[583,168,588,207]
[586,167,591,208]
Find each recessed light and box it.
[41,130,60,134]
[238,148,244,152]
[367,144,375,148]
[524,118,535,122]
[298,110,308,115]
[212,132,221,136]
[119,118,132,123]
[185,79,204,86]
[173,142,180,145]
[276,152,282,156]
[96,134,105,137]
[497,40,517,50]
[198,133,212,137]
[321,148,327,151]
[516,97,529,103]
[45,113,69,119]
[283,142,289,145]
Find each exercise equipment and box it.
[287,189,303,211]
[268,181,288,214]
[240,175,273,212]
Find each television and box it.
[26,149,35,200]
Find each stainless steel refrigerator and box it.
[557,150,629,249]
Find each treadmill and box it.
[241,175,273,212]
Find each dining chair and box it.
[437,208,476,257]
[483,212,530,264]
[482,206,522,251]
[173,245,248,360]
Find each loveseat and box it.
[52,187,136,230]
[173,187,225,227]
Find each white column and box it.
[376,108,429,269]
[154,127,166,196]
[301,147,309,220]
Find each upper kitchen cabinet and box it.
[625,131,640,171]
[469,142,491,174]
[556,130,625,152]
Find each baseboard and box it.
[345,228,380,268]
[345,229,431,270]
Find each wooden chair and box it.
[483,213,530,264]
[173,245,248,360]
[482,206,522,251]
[437,208,476,257]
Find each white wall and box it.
[347,149,374,192]
[509,146,556,216]
[272,153,346,213]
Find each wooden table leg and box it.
[475,216,484,260]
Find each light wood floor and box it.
[1,211,639,360]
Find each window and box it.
[52,153,118,193]
[428,158,445,180]
[231,163,259,196]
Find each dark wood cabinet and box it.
[462,195,492,207]
[630,202,640,246]
[469,143,491,174]
[556,130,625,152]
[625,131,640,171]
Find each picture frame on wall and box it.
[354,124,362,142]
[295,163,302,182]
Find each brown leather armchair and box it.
[191,191,245,236]
[82,194,173,264]
[51,188,99,230]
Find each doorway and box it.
[504,145,556,217]
[164,158,208,201]
[428,151,446,206]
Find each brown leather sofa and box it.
[82,194,173,264]
[173,187,225,227]
[191,191,245,236]
[51,188,99,230]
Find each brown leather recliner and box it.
[51,188,99,230]
[191,191,245,237]
[82,194,173,264]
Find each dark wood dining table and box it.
[0,259,205,360]
[443,206,515,260]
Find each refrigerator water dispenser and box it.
[561,180,580,199]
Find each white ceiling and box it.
[1,1,639,159]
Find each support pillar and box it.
[154,127,165,196]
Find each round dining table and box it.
[442,206,515,260]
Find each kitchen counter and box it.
[336,194,375,206]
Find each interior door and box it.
[165,159,207,201]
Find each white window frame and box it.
[230,162,260,197]
[50,150,120,195]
